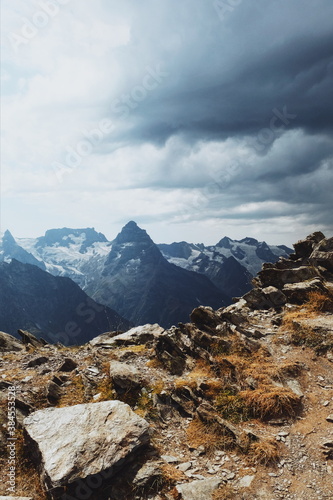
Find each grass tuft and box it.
[241,386,301,420]
[186,417,235,454]
[249,437,280,465]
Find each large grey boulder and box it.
[90,324,164,347]
[175,477,223,499]
[23,401,150,496]
[0,331,24,352]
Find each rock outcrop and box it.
[0,331,24,352]
[243,232,333,309]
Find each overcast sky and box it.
[1,0,332,246]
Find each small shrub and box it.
[249,437,280,465]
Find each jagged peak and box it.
[216,236,233,248]
[238,237,259,246]
[114,221,153,245]
[2,229,16,245]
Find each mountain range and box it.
[0,222,292,331]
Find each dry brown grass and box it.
[146,358,163,368]
[57,373,86,407]
[174,359,215,392]
[270,361,304,381]
[282,316,326,348]
[160,464,187,487]
[186,417,235,454]
[241,386,301,420]
[282,289,333,324]
[212,484,238,500]
[306,290,333,312]
[249,437,280,465]
[0,430,47,499]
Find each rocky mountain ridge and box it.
[1,223,292,328]
[0,232,332,499]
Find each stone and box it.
[90,323,164,347]
[23,400,150,495]
[220,301,249,326]
[58,358,77,372]
[243,288,272,309]
[326,414,333,423]
[46,381,62,405]
[262,286,287,307]
[178,462,192,472]
[0,331,24,352]
[237,475,255,488]
[285,379,304,398]
[132,459,163,488]
[155,328,188,375]
[257,266,318,289]
[27,356,49,368]
[161,455,179,463]
[310,236,333,272]
[190,306,224,331]
[293,232,325,259]
[282,278,327,304]
[17,329,46,347]
[175,477,223,500]
[109,360,143,391]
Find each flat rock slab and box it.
[90,324,164,347]
[176,477,223,500]
[23,400,150,491]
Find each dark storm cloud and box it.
[106,0,333,147]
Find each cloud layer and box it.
[1,0,332,245]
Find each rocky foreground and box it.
[0,232,333,500]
